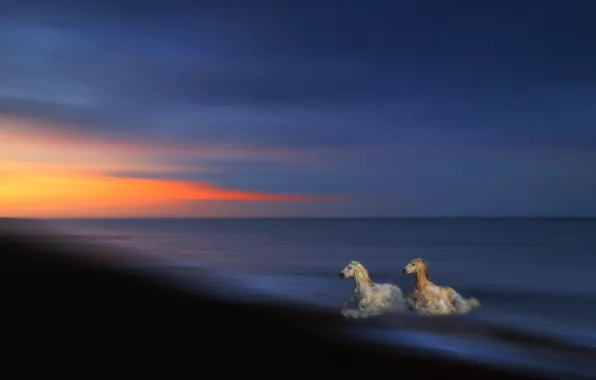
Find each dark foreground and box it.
[0,220,566,379]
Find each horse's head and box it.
[402,258,430,279]
[340,260,362,279]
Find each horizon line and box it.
[4,216,595,220]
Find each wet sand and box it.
[0,219,564,378]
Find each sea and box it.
[47,218,596,378]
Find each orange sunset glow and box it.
[0,117,331,218]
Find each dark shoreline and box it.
[0,219,575,378]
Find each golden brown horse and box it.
[403,258,480,315]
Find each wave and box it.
[155,268,596,378]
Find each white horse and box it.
[339,260,406,318]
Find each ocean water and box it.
[49,218,596,378]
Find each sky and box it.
[1,0,595,217]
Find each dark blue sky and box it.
[1,0,595,216]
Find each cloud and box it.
[0,117,339,217]
[0,114,388,170]
[0,1,595,154]
[0,170,332,215]
[0,160,336,218]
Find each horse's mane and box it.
[419,260,431,281]
[355,264,370,279]
[354,263,373,285]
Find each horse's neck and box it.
[353,272,373,294]
[414,270,431,291]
